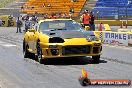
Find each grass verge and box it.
[0,0,14,8]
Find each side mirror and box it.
[85,26,90,31]
[28,29,36,33]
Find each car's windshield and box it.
[39,20,83,31]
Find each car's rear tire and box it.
[23,41,30,58]
[92,55,100,64]
[36,42,43,64]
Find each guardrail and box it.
[94,20,132,26]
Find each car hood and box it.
[41,30,94,39]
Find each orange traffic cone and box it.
[79,67,91,86]
[99,22,102,31]
[82,67,88,78]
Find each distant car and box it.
[23,19,102,63]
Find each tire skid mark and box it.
[23,58,75,83]
[101,56,132,66]
[0,36,22,45]
[103,44,132,51]
[0,35,79,79]
[23,57,123,80]
[0,57,58,87]
[20,55,132,80]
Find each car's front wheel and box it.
[92,55,100,64]
[36,42,43,64]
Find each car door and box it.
[27,22,37,52]
[30,23,39,53]
[28,31,35,52]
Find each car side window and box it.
[39,23,43,30]
[38,23,44,31]
[38,25,41,32]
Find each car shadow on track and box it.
[42,57,107,65]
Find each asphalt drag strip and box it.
[0,27,132,88]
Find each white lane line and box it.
[0,80,7,88]
[0,41,17,47]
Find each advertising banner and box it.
[103,32,128,46]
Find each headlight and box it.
[86,36,99,42]
[49,45,57,48]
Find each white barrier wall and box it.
[128,33,132,45]
[94,31,129,46]
[103,32,128,46]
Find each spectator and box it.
[42,3,46,7]
[31,6,34,10]
[71,0,77,2]
[31,15,38,22]
[73,0,77,2]
[69,8,74,18]
[82,10,90,28]
[89,11,95,31]
[45,14,48,19]
[50,14,57,19]
[25,16,30,32]
[25,15,29,21]
[47,4,51,7]
[21,6,24,10]
[16,17,22,33]
[69,8,74,13]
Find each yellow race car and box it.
[23,19,102,63]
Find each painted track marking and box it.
[0,41,16,47]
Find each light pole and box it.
[96,11,99,20]
[126,0,130,28]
